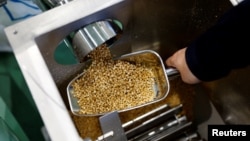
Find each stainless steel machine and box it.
[4,0,250,140]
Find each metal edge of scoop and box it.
[67,50,173,116]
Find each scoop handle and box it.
[166,68,180,79]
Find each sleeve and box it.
[185,0,250,81]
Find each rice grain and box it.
[72,45,156,115]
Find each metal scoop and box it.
[66,50,178,116]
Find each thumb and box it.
[165,56,175,68]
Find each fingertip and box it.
[165,57,172,66]
[165,59,169,66]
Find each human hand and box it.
[165,47,201,84]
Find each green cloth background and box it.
[0,41,77,141]
[0,52,44,141]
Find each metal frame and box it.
[4,0,123,140]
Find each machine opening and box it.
[54,19,123,64]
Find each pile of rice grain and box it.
[72,45,156,115]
